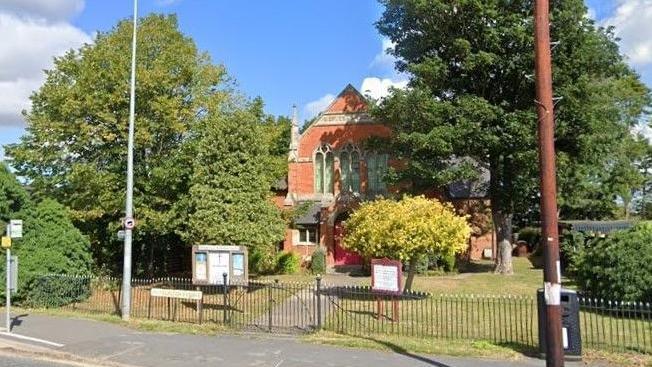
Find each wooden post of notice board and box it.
[371,258,402,322]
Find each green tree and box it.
[184,100,286,259]
[0,164,31,225]
[374,0,650,273]
[0,199,92,301]
[343,196,470,291]
[5,15,227,275]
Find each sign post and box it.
[371,258,402,322]
[4,219,21,333]
[5,239,9,333]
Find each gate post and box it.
[222,272,228,324]
[316,275,322,330]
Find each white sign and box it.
[151,288,202,300]
[195,252,207,281]
[209,252,230,285]
[373,265,400,293]
[9,220,22,238]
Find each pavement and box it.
[0,313,592,367]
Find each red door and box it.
[334,220,363,266]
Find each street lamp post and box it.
[122,0,138,321]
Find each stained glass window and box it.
[314,144,334,194]
[340,144,361,193]
[367,153,388,196]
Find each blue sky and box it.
[1,0,651,160]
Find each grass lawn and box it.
[261,256,551,296]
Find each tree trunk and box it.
[490,156,514,275]
[403,256,419,292]
[493,210,514,275]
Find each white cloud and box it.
[303,94,335,120]
[0,0,84,21]
[370,38,397,70]
[0,7,90,126]
[360,77,408,100]
[586,7,597,20]
[603,0,652,65]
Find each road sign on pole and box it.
[1,236,10,249]
[9,220,22,239]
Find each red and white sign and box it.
[124,218,136,230]
[371,258,403,295]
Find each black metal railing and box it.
[20,274,652,355]
[579,297,652,354]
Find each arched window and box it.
[339,143,361,193]
[367,153,388,196]
[314,144,334,194]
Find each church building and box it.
[278,84,493,269]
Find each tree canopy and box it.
[373,0,651,272]
[183,99,286,254]
[5,14,289,275]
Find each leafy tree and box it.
[0,164,31,225]
[373,0,650,273]
[0,199,92,301]
[343,196,470,291]
[184,101,286,260]
[5,15,227,275]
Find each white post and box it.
[5,247,10,333]
[122,0,138,321]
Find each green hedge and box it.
[574,222,652,302]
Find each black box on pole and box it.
[537,288,582,361]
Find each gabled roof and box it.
[323,84,368,115]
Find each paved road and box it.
[0,354,76,367]
[0,313,586,367]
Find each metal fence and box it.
[23,275,652,355]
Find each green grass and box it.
[261,257,551,296]
[303,331,525,360]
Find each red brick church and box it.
[276,84,493,269]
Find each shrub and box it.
[249,247,277,275]
[0,199,93,303]
[27,275,91,308]
[559,230,590,275]
[276,251,300,275]
[574,222,652,302]
[343,195,470,290]
[310,248,327,275]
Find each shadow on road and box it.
[10,313,29,330]
[361,336,452,367]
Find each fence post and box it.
[222,272,228,324]
[267,281,275,333]
[316,275,322,330]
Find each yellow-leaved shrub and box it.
[343,196,471,264]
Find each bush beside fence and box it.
[17,274,652,355]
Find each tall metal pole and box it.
[122,0,138,321]
[533,0,564,366]
[5,247,10,333]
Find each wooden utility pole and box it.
[533,0,564,366]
